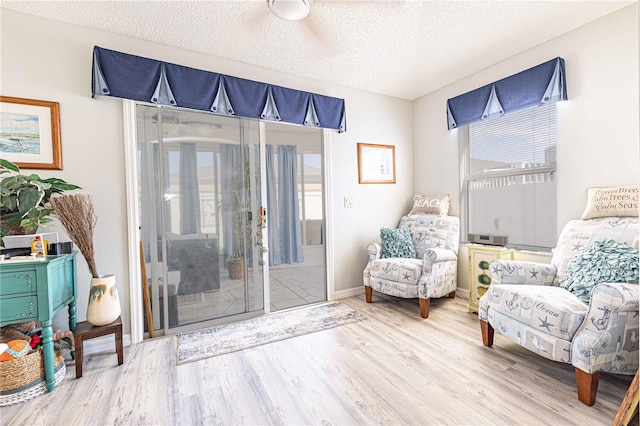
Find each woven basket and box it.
[0,347,66,406]
[228,257,244,280]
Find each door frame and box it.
[123,100,335,344]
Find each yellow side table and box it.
[467,244,515,313]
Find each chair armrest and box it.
[489,260,557,286]
[422,248,457,266]
[419,248,458,299]
[571,282,639,374]
[367,243,382,261]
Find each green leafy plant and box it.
[217,152,260,260]
[0,159,80,241]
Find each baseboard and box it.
[456,287,469,300]
[332,286,364,300]
[82,333,131,355]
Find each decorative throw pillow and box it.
[580,185,639,220]
[408,193,451,216]
[380,228,416,259]
[559,239,639,304]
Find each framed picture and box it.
[0,96,62,170]
[357,143,396,184]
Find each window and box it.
[460,103,557,250]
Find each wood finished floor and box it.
[0,294,633,425]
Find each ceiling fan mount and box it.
[266,0,312,21]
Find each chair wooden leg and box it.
[365,286,372,303]
[480,320,494,347]
[419,298,430,319]
[575,367,600,406]
[448,291,456,298]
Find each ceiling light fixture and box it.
[267,0,312,21]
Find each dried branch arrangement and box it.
[50,194,99,278]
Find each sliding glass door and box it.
[263,122,326,312]
[135,105,326,336]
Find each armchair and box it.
[363,214,460,318]
[478,216,639,406]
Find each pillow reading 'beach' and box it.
[408,193,451,216]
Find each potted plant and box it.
[0,159,80,242]
[218,154,259,279]
[219,179,249,280]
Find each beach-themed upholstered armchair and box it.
[479,187,639,406]
[363,194,460,318]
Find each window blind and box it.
[464,103,557,249]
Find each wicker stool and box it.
[74,316,123,378]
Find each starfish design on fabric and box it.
[538,315,553,332]
[572,242,584,252]
[530,270,539,279]
[403,272,410,281]
[492,264,502,275]
[435,241,442,248]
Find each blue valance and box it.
[92,46,347,132]
[446,57,567,130]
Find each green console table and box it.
[0,252,77,392]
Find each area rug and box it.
[176,301,366,365]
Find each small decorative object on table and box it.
[50,194,121,326]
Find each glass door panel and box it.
[136,105,264,335]
[263,122,326,312]
[135,105,326,336]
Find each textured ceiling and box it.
[1,1,633,100]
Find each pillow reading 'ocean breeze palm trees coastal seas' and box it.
[380,228,416,259]
[580,185,638,220]
[559,239,639,304]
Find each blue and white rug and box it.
[176,301,366,365]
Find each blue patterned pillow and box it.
[380,228,416,259]
[559,239,639,304]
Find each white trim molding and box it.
[323,128,335,301]
[123,100,144,344]
[332,286,364,300]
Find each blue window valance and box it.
[92,46,347,132]
[446,57,567,130]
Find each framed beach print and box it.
[357,143,396,184]
[0,96,62,170]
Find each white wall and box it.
[413,5,639,291]
[1,9,414,334]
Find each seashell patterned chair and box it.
[479,215,639,406]
[363,213,460,318]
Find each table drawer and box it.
[0,295,38,323]
[0,269,38,296]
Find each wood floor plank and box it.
[0,294,633,425]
